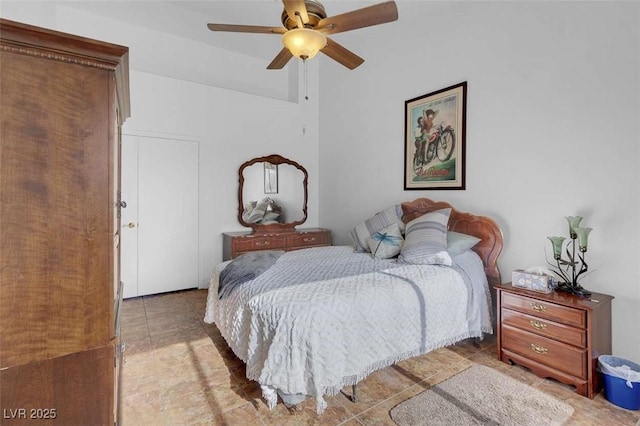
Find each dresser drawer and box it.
[502,292,586,328]
[234,235,287,252]
[502,324,587,379]
[223,228,332,260]
[287,231,330,248]
[501,308,586,348]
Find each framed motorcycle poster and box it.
[404,81,467,190]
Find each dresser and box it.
[223,228,332,260]
[495,283,613,398]
[0,19,129,425]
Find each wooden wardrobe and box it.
[0,19,130,425]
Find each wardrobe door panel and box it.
[0,53,112,367]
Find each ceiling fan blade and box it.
[267,48,294,69]
[321,37,364,70]
[283,0,309,26]
[317,1,398,35]
[207,23,286,34]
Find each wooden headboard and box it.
[401,198,504,288]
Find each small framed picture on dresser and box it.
[264,162,278,194]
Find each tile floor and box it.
[120,289,640,425]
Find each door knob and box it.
[124,222,136,229]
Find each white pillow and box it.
[246,201,267,223]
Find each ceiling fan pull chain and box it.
[304,59,309,101]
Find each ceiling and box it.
[64,1,384,61]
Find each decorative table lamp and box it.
[547,216,593,297]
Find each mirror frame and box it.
[238,154,308,234]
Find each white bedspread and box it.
[204,246,492,413]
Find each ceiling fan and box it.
[207,0,398,70]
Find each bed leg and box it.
[341,384,358,403]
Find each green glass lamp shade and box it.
[548,236,566,258]
[565,216,582,237]
[575,227,592,251]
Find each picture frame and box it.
[264,162,278,194]
[404,81,467,190]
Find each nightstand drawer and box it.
[234,236,287,252]
[287,231,330,248]
[502,324,587,379]
[501,308,586,348]
[502,292,586,328]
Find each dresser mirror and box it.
[238,154,308,233]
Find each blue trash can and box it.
[598,355,640,410]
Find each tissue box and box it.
[511,270,554,294]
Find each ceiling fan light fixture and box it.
[281,28,327,60]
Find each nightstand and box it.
[495,283,613,398]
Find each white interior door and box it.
[121,137,139,299]
[121,134,199,298]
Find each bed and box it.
[204,198,503,414]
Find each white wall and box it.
[319,1,640,360]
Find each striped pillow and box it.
[399,208,452,265]
[349,205,405,252]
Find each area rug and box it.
[390,365,574,426]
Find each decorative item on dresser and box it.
[495,283,613,399]
[237,154,309,234]
[0,19,129,425]
[224,154,332,260]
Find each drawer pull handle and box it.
[255,241,270,247]
[530,320,548,331]
[530,343,548,355]
[303,237,316,242]
[529,302,547,312]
